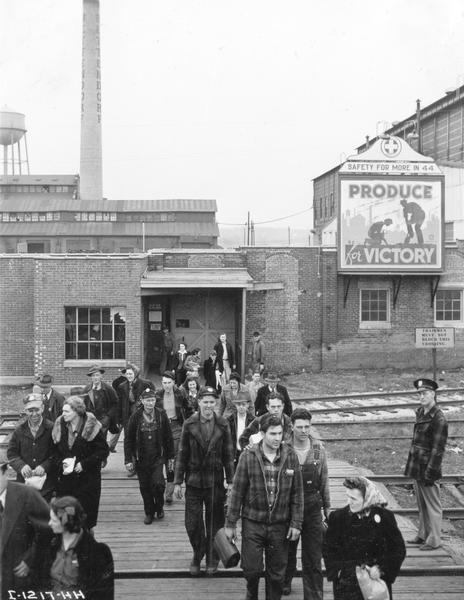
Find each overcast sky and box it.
[1,0,463,231]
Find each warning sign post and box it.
[415,327,455,380]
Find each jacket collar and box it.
[188,412,224,453]
[52,412,102,444]
[417,403,440,421]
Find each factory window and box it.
[102,212,110,221]
[435,289,462,324]
[444,221,455,242]
[65,306,126,360]
[54,213,60,220]
[96,213,102,221]
[24,213,31,222]
[110,213,117,221]
[46,212,53,221]
[38,213,46,222]
[359,289,390,329]
[88,213,96,221]
[81,213,88,221]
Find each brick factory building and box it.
[1,240,463,384]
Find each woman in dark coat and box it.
[323,476,406,600]
[52,395,109,529]
[180,374,201,412]
[36,495,114,600]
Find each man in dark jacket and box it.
[174,386,235,576]
[82,365,119,438]
[7,393,56,501]
[116,364,154,429]
[156,371,193,503]
[255,373,292,417]
[214,333,236,384]
[240,394,292,450]
[404,378,448,550]
[0,449,50,600]
[124,388,175,524]
[225,414,303,600]
[227,392,255,468]
[35,373,65,423]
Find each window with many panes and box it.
[435,289,462,323]
[360,289,390,327]
[65,307,126,360]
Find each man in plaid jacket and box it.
[404,378,448,550]
[225,413,303,600]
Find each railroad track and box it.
[291,388,464,423]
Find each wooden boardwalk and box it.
[95,439,464,599]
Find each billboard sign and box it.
[338,137,444,273]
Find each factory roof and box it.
[0,197,217,213]
[0,221,219,237]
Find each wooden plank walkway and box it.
[95,439,463,599]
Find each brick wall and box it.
[244,248,322,374]
[0,257,35,376]
[2,247,463,382]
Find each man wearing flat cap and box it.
[35,373,65,423]
[255,373,292,417]
[7,393,56,501]
[0,448,50,599]
[404,378,448,550]
[174,386,235,576]
[82,365,119,440]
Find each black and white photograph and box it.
[1,1,464,599]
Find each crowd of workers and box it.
[1,327,449,600]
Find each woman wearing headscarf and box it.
[323,476,406,600]
[36,496,114,600]
[52,396,109,530]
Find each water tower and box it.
[0,106,30,175]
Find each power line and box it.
[218,206,312,226]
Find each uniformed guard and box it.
[404,378,448,550]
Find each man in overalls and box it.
[283,408,331,599]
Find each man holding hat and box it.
[7,393,56,501]
[174,386,235,576]
[0,448,50,599]
[82,365,119,439]
[255,373,292,417]
[404,378,448,550]
[124,387,175,524]
[35,373,65,423]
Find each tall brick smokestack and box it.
[79,0,103,200]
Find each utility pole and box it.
[247,211,251,245]
[251,221,255,246]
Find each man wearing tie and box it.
[35,373,65,423]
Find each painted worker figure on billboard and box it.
[400,198,425,244]
[366,218,393,246]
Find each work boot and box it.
[144,515,154,525]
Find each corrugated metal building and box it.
[0,176,219,252]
